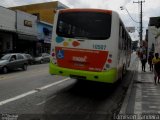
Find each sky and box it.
[0,0,160,41]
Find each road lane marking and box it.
[37,78,70,90]
[36,95,56,106]
[0,77,70,106]
[0,90,36,106]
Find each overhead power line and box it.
[120,6,139,24]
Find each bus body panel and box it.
[50,9,131,83]
[49,62,117,83]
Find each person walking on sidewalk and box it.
[152,53,160,84]
[148,52,154,71]
[140,52,147,72]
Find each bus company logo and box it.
[56,50,64,59]
[72,56,87,62]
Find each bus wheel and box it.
[120,71,123,81]
[120,65,126,81]
[122,65,126,75]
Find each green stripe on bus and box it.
[49,62,117,83]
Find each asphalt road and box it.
[0,52,138,120]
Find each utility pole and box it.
[133,0,145,45]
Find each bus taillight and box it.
[108,59,112,63]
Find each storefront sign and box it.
[37,21,53,43]
[24,20,32,27]
[16,10,37,36]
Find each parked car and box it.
[23,53,35,65]
[34,53,50,64]
[0,53,28,73]
[0,54,5,59]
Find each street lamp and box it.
[120,6,124,10]
[120,6,142,44]
[120,6,139,23]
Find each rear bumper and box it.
[49,62,117,83]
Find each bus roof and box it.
[59,8,112,14]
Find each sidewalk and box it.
[120,60,160,115]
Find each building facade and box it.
[0,1,69,57]
[10,1,69,24]
[155,33,160,54]
[15,10,37,56]
[9,1,68,56]
[0,6,16,55]
[37,21,53,55]
[0,6,38,56]
[148,17,160,54]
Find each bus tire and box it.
[120,71,123,81]
[120,65,126,81]
[122,65,126,75]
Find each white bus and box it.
[50,9,132,83]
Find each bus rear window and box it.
[56,12,111,40]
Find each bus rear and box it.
[50,9,117,83]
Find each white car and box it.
[34,53,50,64]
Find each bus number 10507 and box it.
[93,44,106,50]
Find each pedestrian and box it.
[148,52,154,71]
[152,53,160,84]
[140,52,147,72]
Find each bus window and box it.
[56,12,111,40]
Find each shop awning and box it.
[18,34,37,41]
[0,29,16,33]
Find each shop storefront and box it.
[15,10,37,56]
[37,21,52,55]
[0,32,16,53]
[0,6,16,55]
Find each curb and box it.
[119,60,138,114]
